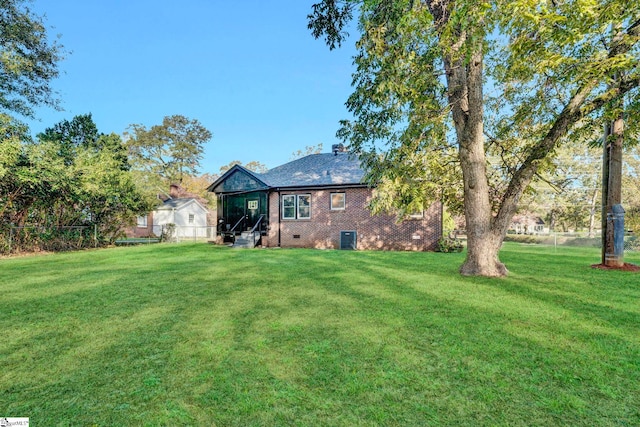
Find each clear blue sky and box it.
[27,0,357,175]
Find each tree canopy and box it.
[309,0,640,276]
[0,0,64,118]
[218,160,268,175]
[126,115,213,186]
[36,113,129,167]
[290,143,324,160]
[0,114,149,253]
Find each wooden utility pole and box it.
[601,23,627,267]
[601,112,624,267]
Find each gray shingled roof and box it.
[256,152,365,188]
[157,198,205,211]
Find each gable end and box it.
[208,165,269,194]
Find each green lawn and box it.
[1,243,639,426]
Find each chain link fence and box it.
[158,225,218,243]
[1,225,97,255]
[504,231,638,251]
[444,229,638,252]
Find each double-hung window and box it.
[282,195,296,219]
[330,193,346,210]
[137,215,148,228]
[282,194,311,219]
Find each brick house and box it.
[207,148,442,250]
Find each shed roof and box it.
[156,198,208,212]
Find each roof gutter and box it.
[213,183,370,196]
[271,183,370,192]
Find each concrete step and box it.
[232,232,258,248]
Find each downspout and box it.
[277,190,282,247]
[440,189,444,238]
[219,194,224,234]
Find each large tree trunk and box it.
[457,103,508,276]
[429,0,508,276]
[425,0,638,277]
[441,34,507,275]
[460,230,507,276]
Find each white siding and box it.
[152,200,209,237]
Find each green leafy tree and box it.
[35,115,147,235]
[0,114,36,234]
[37,113,130,171]
[37,113,100,164]
[0,0,64,118]
[0,113,29,179]
[622,146,640,232]
[38,113,99,146]
[95,132,130,171]
[218,160,268,175]
[291,143,324,160]
[126,115,213,185]
[517,144,602,235]
[74,142,149,241]
[309,0,640,276]
[180,173,218,208]
[0,115,149,252]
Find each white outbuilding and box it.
[152,198,209,238]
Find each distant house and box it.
[151,198,209,238]
[207,146,442,250]
[510,214,548,235]
[127,185,210,239]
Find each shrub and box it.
[563,237,600,247]
[437,236,463,253]
[626,236,639,252]
[161,223,176,242]
[503,234,546,244]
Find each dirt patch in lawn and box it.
[591,263,640,272]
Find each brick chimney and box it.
[169,184,181,198]
[332,143,347,155]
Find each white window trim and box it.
[282,195,296,220]
[282,194,311,220]
[137,215,148,228]
[330,192,346,211]
[297,194,311,219]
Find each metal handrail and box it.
[229,216,246,233]
[250,214,266,233]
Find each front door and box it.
[225,196,246,232]
[246,199,260,229]
[221,192,268,234]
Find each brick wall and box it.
[124,212,155,238]
[263,187,442,251]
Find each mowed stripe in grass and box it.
[0,243,638,426]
